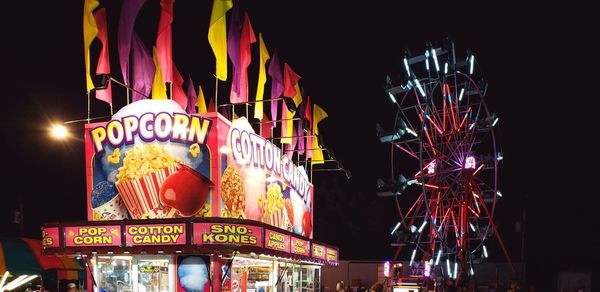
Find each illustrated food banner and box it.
[85,100,314,238]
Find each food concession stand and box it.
[42,100,339,292]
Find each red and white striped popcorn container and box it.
[264,208,283,228]
[116,164,180,219]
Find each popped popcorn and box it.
[116,144,180,184]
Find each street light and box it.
[50,124,69,139]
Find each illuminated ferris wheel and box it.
[377,40,509,284]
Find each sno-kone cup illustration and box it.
[115,143,181,219]
[91,180,129,220]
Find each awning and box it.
[0,237,83,278]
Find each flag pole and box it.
[246,103,249,118]
[126,87,130,104]
[110,103,113,116]
[87,91,91,123]
[214,75,219,111]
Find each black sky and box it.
[1,1,598,289]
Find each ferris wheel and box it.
[377,40,511,284]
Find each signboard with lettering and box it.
[265,229,290,253]
[192,223,263,247]
[290,237,310,256]
[311,243,326,260]
[125,223,186,246]
[65,225,121,247]
[326,247,339,264]
[42,227,60,248]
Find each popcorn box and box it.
[116,165,179,219]
[264,208,283,229]
[92,194,129,220]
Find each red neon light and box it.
[472,164,484,175]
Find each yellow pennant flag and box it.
[254,33,270,120]
[292,83,303,108]
[208,0,233,81]
[311,104,328,165]
[196,85,208,114]
[83,0,99,93]
[152,47,167,99]
[311,135,324,165]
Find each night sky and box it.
[1,1,597,290]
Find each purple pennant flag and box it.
[186,75,198,114]
[285,127,298,159]
[131,32,154,102]
[297,116,305,155]
[118,0,146,85]
[227,6,242,102]
[268,49,283,127]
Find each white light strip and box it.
[469,55,475,74]
[388,92,396,103]
[417,221,428,233]
[435,250,442,266]
[469,123,475,130]
[391,222,401,235]
[0,271,9,290]
[414,78,426,97]
[470,267,475,276]
[410,249,417,266]
[425,59,430,71]
[459,88,465,101]
[2,275,30,291]
[444,62,448,74]
[496,191,503,197]
[403,57,411,76]
[405,127,418,137]
[453,262,458,279]
[483,245,488,258]
[492,117,499,127]
[432,49,440,72]
[470,223,476,232]
[446,259,452,278]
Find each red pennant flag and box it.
[283,63,301,98]
[208,98,216,113]
[261,113,273,139]
[237,12,256,104]
[156,0,174,83]
[93,8,112,105]
[172,65,188,110]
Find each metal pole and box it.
[87,91,91,123]
[214,75,219,110]
[521,196,526,284]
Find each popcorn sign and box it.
[42,227,60,248]
[65,226,121,247]
[312,243,326,260]
[85,100,214,221]
[291,237,310,256]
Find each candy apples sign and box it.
[85,100,214,221]
[220,118,315,238]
